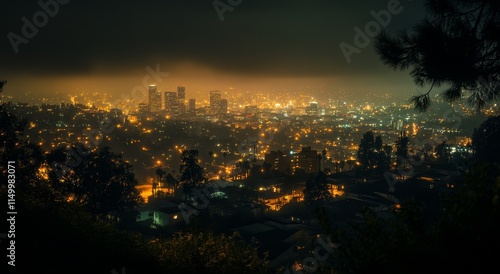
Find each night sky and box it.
[1,0,426,100]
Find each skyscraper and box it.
[177,85,186,100]
[220,99,228,114]
[148,85,161,112]
[177,86,186,115]
[210,90,222,115]
[164,91,178,116]
[188,99,196,116]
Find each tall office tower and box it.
[177,85,186,100]
[188,99,196,115]
[177,86,186,115]
[210,90,222,114]
[220,99,228,114]
[164,91,179,116]
[148,85,161,112]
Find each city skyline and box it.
[1,0,427,100]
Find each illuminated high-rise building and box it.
[209,90,222,115]
[188,99,196,116]
[220,99,228,114]
[177,86,186,115]
[164,91,178,116]
[148,85,161,112]
[177,85,186,100]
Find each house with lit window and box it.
[135,199,181,228]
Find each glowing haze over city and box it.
[1,0,428,106]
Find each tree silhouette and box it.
[155,168,165,186]
[165,172,178,191]
[323,162,500,273]
[435,140,451,163]
[395,131,410,177]
[241,159,251,179]
[423,142,433,161]
[396,132,409,159]
[157,231,269,274]
[357,131,376,171]
[0,80,56,202]
[153,168,165,197]
[179,149,205,201]
[376,143,393,177]
[357,132,391,177]
[434,162,500,272]
[303,171,332,206]
[325,200,433,273]
[11,197,165,274]
[47,145,142,216]
[375,0,500,112]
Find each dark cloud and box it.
[1,0,425,75]
[0,0,428,99]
